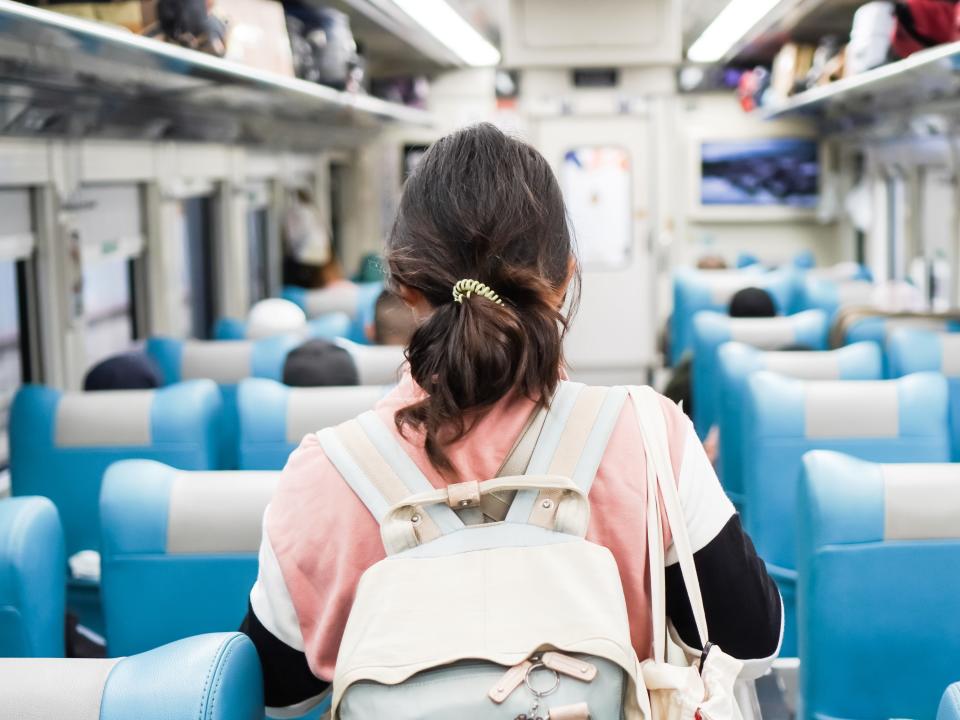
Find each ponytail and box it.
[386,123,578,476]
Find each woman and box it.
[241,124,781,714]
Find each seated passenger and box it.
[242,124,781,714]
[246,298,307,339]
[366,289,417,346]
[282,339,359,387]
[83,351,161,391]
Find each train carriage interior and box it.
[1,0,960,718]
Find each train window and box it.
[82,258,134,370]
[560,146,632,270]
[330,164,348,261]
[248,206,270,305]
[179,197,216,339]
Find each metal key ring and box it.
[523,662,560,698]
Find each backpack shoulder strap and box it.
[504,382,628,529]
[317,412,465,544]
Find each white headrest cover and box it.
[0,657,119,720]
[941,334,960,377]
[882,464,960,540]
[347,344,406,386]
[729,318,797,349]
[286,386,386,443]
[804,381,899,439]
[55,391,154,447]
[181,341,254,383]
[764,351,841,380]
[166,472,279,554]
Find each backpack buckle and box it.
[447,480,481,509]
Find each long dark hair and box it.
[386,123,579,475]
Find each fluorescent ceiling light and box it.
[687,0,781,63]
[392,0,501,66]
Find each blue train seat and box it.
[0,632,263,719]
[889,329,960,460]
[147,335,302,468]
[690,309,828,438]
[101,460,277,655]
[715,341,882,507]
[794,276,875,316]
[941,684,960,720]
[282,281,383,344]
[0,496,65,657]
[799,452,960,720]
[237,379,387,470]
[742,371,950,655]
[9,381,223,557]
[669,267,794,366]
[213,312,352,341]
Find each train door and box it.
[246,181,273,305]
[536,115,654,384]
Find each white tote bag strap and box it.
[628,386,709,659]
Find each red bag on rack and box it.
[892,0,959,58]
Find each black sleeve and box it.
[665,514,782,660]
[239,601,330,709]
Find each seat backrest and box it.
[691,309,828,438]
[146,335,302,468]
[213,312,352,342]
[799,451,960,720]
[0,632,263,719]
[9,381,223,556]
[889,329,960,460]
[100,460,278,655]
[237,379,387,469]
[716,341,882,506]
[941,683,960,720]
[743,371,949,656]
[0,496,65,657]
[669,267,794,365]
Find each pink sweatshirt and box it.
[261,373,735,682]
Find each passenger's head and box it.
[83,352,161,391]
[369,290,417,346]
[246,298,306,339]
[282,339,359,387]
[385,123,577,473]
[697,255,728,270]
[729,287,776,318]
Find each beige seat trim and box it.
[882,465,960,541]
[0,657,119,720]
[55,391,154,447]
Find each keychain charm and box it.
[514,660,560,720]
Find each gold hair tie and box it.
[452,279,503,306]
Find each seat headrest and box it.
[0,633,263,720]
[102,460,279,555]
[147,336,301,384]
[746,371,948,440]
[802,451,960,547]
[694,309,828,350]
[889,329,960,377]
[13,380,222,449]
[719,341,882,382]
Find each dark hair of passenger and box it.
[373,289,417,346]
[83,352,161,391]
[729,287,776,318]
[385,123,578,475]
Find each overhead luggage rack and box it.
[760,39,960,127]
[0,0,433,148]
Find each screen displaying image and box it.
[700,138,818,208]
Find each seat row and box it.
[5,455,958,720]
